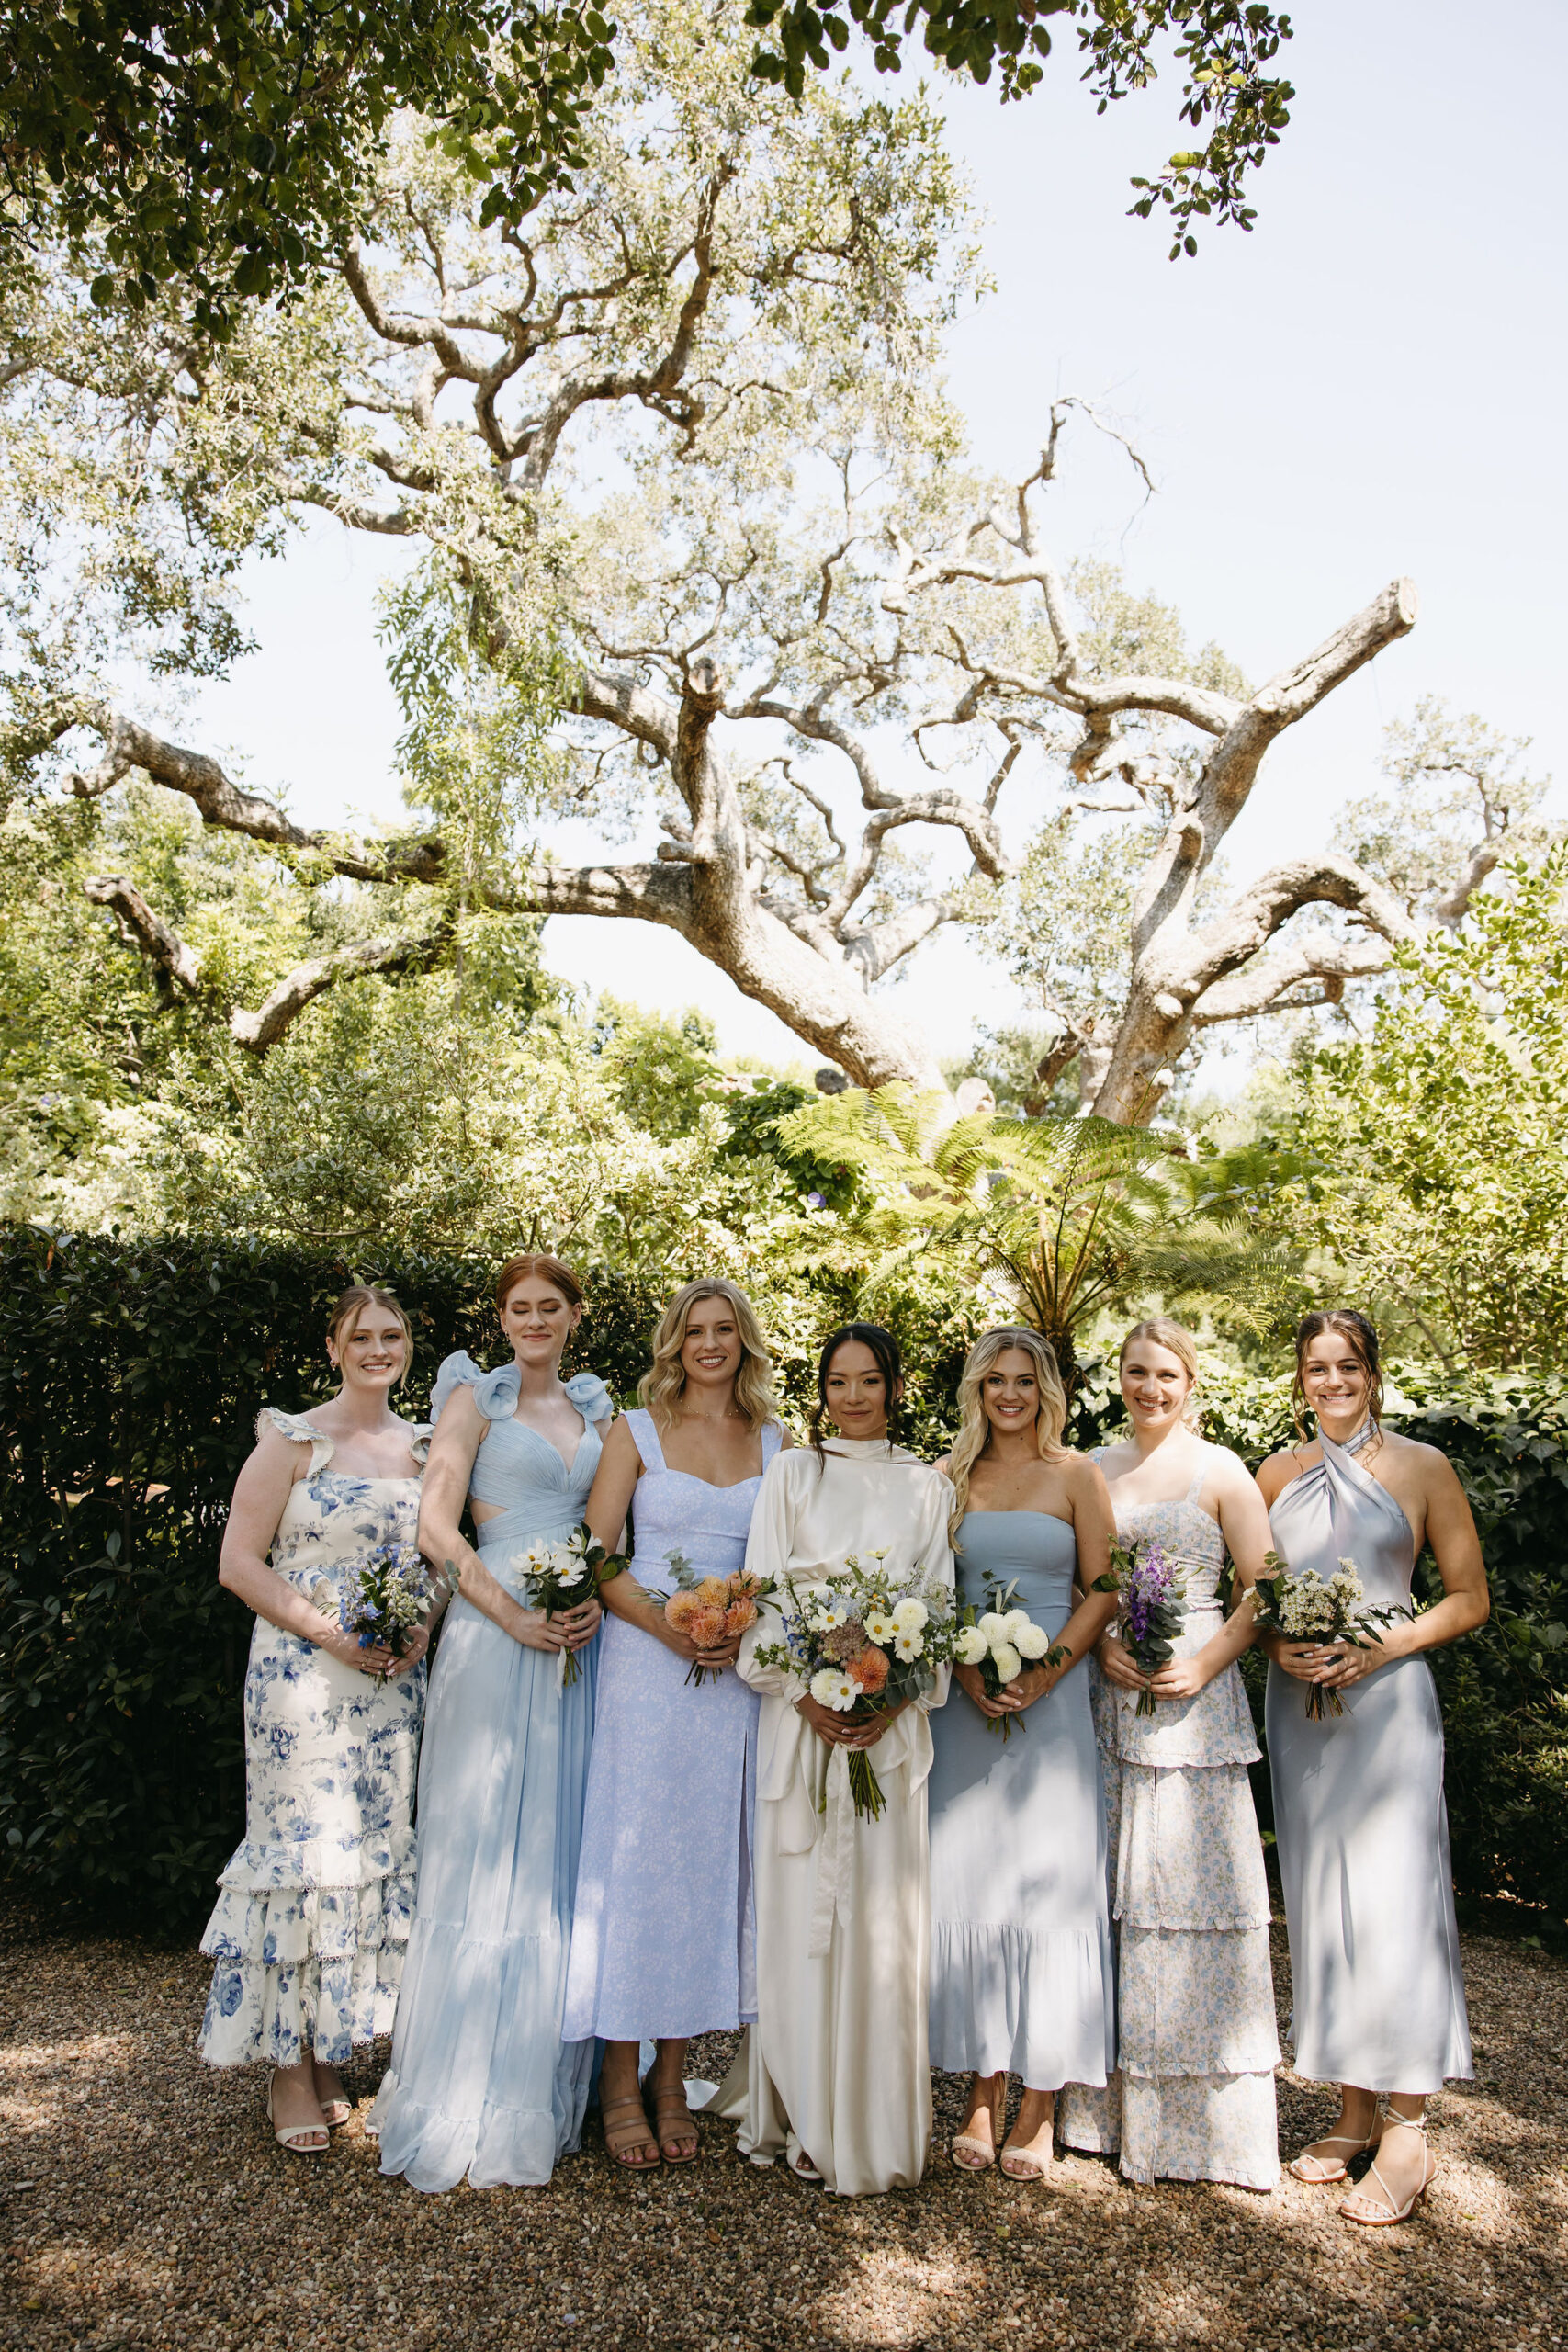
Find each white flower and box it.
[1014,1624,1050,1661]
[954,1626,989,1666]
[990,1641,1023,1684]
[810,1668,861,1712]
[1001,1609,1033,1645]
[894,1630,925,1662]
[891,1597,929,1634]
[976,1610,1008,1643]
[864,1609,898,1645]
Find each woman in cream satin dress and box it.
[716,1323,954,2198]
[1258,1308,1486,2229]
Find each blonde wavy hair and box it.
[638,1280,779,1433]
[947,1326,1068,1543]
[1119,1317,1202,1425]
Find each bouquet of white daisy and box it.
[520,1523,625,1689]
[953,1572,1069,1740]
[1250,1551,1409,1719]
[752,1549,959,1820]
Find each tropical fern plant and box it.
[779,1087,1292,1389]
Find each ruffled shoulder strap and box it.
[430,1350,520,1425]
[564,1371,615,1426]
[258,1406,334,1478]
[407,1422,434,1468]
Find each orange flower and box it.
[687,1605,728,1649]
[665,1590,704,1634]
[694,1576,731,1607]
[723,1597,758,1636]
[846,1647,889,1695]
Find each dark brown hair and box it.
[810,1322,906,1463]
[1292,1308,1384,1438]
[493,1252,585,1313]
[326,1287,412,1387]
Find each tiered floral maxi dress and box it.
[1058,1447,1280,2189]
[199,1408,430,2070]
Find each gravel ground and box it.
[2,1899,1564,2352]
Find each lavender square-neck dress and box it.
[561,1408,781,2044]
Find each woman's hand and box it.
[1096,1629,1151,1696]
[1145,1653,1215,1702]
[954,1661,1054,1719]
[386,1625,431,1676]
[319,1623,400,1678]
[515,1597,602,1655]
[1278,1635,1387,1691]
[795,1695,908,1749]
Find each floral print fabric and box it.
[198,1408,429,2070]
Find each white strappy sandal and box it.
[1338,2109,1436,2226]
[266,2072,329,2155]
[1288,2099,1386,2185]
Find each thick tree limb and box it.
[83,874,202,996]
[1190,933,1395,1025]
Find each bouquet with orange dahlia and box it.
[651,1555,774,1686]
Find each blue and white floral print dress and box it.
[198,1408,431,2070]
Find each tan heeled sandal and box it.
[1289,2100,1385,2185]
[952,2076,1005,2172]
[651,2085,702,2165]
[266,2072,329,2155]
[1338,2110,1435,2227]
[602,2093,661,2170]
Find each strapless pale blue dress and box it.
[561,1409,781,2042]
[1267,1424,1472,2093]
[371,1357,612,2191]
[928,1511,1114,2091]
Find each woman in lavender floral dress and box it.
[198,1287,434,2155]
[1058,1318,1281,2190]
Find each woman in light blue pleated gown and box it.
[1257,1309,1488,2230]
[928,1329,1121,2180]
[371,1253,612,2192]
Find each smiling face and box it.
[328,1307,408,1396]
[498,1275,581,1374]
[980,1347,1042,1440]
[680,1295,744,1396]
[823,1339,899,1442]
[1119,1338,1194,1434]
[1299,1329,1373,1432]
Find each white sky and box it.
[186,0,1568,1074]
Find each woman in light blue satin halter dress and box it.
[372,1306,613,2192]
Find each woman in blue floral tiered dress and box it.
[198,1286,434,2155]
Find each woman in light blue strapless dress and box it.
[372,1253,612,2192]
[928,1329,1121,2179]
[1258,1309,1487,2229]
[562,1280,787,2170]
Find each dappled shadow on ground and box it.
[1,1902,1563,2352]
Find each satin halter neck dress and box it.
[927,1510,1115,2093]
[1059,1445,1280,2191]
[371,1355,613,2192]
[1267,1425,1472,2094]
[198,1408,430,2070]
[561,1407,783,2044]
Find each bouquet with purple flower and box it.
[328,1543,448,1675]
[1109,1538,1186,1717]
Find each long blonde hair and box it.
[638,1279,778,1433]
[1118,1317,1201,1425]
[947,1326,1068,1542]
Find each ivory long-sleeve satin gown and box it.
[1267,1424,1472,2093]
[714,1439,955,2198]
[371,1355,613,2191]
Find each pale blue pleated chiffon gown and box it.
[1267,1424,1472,2095]
[371,1357,612,2191]
[928,1511,1115,2091]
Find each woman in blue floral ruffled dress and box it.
[198,1285,434,2155]
[371,1251,612,2192]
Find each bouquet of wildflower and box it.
[1249,1551,1410,1719]
[328,1544,448,1676]
[752,1550,958,1821]
[1108,1538,1187,1717]
[953,1572,1070,1741]
[520,1524,623,1688]
[656,1554,774,1686]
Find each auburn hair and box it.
[638,1279,778,1433]
[493,1252,585,1314]
[946,1327,1067,1544]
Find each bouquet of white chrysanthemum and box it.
[520,1523,623,1688]
[953,1572,1069,1740]
[752,1549,959,1820]
[1250,1551,1409,1719]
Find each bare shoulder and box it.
[598,1414,642,1463]
[1381,1429,1461,1488]
[248,1417,308,1478]
[1256,1442,1314,1502]
[1202,1441,1256,1495]
[1059,1450,1109,1498]
[774,1422,797,1453]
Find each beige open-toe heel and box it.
[266,2072,329,2155]
[1338,2111,1436,2226]
[952,2075,1005,2172]
[1289,2100,1385,2185]
[312,2067,353,2129]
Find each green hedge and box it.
[3,1225,1564,1932]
